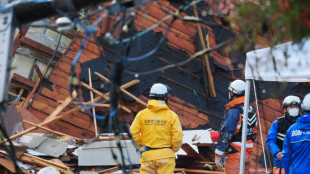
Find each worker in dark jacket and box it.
[215,80,257,174]
[282,93,310,174]
[266,95,301,174]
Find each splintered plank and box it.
[142,2,197,37]
[10,73,35,91]
[28,108,95,139]
[40,84,72,101]
[19,108,50,134]
[43,90,77,123]
[19,153,73,174]
[31,95,96,131]
[181,143,207,161]
[23,120,82,142]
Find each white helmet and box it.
[149,83,168,98]
[283,95,301,108]
[301,93,310,111]
[228,80,246,95]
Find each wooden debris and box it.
[193,2,216,98]
[98,166,120,174]
[10,73,35,91]
[181,143,207,161]
[88,68,99,137]
[94,72,147,106]
[9,91,77,140]
[43,90,77,123]
[80,82,132,113]
[19,153,72,174]
[23,120,82,142]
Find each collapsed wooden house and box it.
[5,0,310,173]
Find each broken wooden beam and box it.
[23,120,82,142]
[94,72,147,106]
[181,143,207,161]
[22,60,54,109]
[88,68,99,137]
[10,73,35,91]
[9,80,140,141]
[12,27,29,55]
[43,90,77,123]
[19,153,73,174]
[9,91,77,140]
[98,166,120,174]
[193,2,216,98]
[80,81,132,113]
[21,37,62,62]
[57,101,110,107]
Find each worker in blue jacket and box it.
[215,80,257,174]
[266,95,301,174]
[282,93,310,174]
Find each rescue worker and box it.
[282,93,310,174]
[130,83,184,174]
[266,95,301,174]
[215,80,257,174]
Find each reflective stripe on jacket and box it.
[282,113,310,174]
[266,116,292,168]
[130,100,184,160]
[216,97,257,155]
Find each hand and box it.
[276,152,282,160]
[215,155,224,169]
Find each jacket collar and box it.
[225,96,245,109]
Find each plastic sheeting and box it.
[245,39,310,82]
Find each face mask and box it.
[288,108,299,117]
[229,92,232,100]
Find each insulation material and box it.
[10,53,35,79]
[77,140,140,166]
[17,134,47,149]
[25,30,66,53]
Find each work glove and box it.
[215,154,224,169]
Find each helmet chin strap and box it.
[164,97,168,104]
[228,92,234,101]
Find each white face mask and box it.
[229,92,232,100]
[288,108,299,117]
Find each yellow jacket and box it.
[130,100,183,161]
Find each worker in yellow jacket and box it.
[130,83,184,174]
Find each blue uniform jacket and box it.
[215,108,239,155]
[282,113,310,174]
[266,117,292,168]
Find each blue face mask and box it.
[288,108,299,117]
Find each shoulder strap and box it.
[276,116,290,151]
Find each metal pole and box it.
[239,79,250,174]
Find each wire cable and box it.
[252,80,269,174]
[0,105,24,174]
[0,0,50,12]
[104,0,202,45]
[124,37,233,76]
